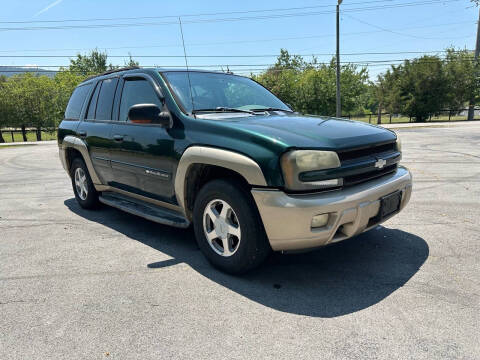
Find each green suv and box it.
[58,67,412,274]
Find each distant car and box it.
[58,67,412,274]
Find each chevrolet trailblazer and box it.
[58,67,412,274]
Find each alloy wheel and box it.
[74,167,88,201]
[203,199,241,257]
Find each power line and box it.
[181,1,463,26]
[0,19,470,54]
[0,20,472,54]
[0,48,473,58]
[1,57,476,67]
[0,59,474,75]
[1,57,475,71]
[0,0,449,25]
[344,13,462,40]
[0,0,462,32]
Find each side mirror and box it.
[128,104,171,127]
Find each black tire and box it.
[193,179,271,274]
[70,157,100,209]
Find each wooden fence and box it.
[345,108,480,124]
[1,108,479,142]
[0,127,57,143]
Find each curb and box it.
[380,121,480,130]
[0,140,57,147]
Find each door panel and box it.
[110,76,177,204]
[77,121,113,184]
[77,77,119,185]
[110,124,176,203]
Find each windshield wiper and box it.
[251,107,293,113]
[192,107,255,115]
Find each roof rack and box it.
[82,66,141,82]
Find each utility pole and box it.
[336,0,343,118]
[467,9,480,121]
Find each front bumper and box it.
[251,166,412,251]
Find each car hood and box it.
[204,113,397,151]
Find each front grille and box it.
[294,141,400,192]
[338,142,396,162]
[343,164,397,187]
[335,141,399,188]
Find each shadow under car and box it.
[64,198,428,318]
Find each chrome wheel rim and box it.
[74,167,88,201]
[203,199,241,257]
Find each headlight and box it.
[396,135,402,152]
[292,150,341,172]
[281,150,341,191]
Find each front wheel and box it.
[193,179,271,274]
[70,157,100,209]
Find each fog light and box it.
[311,214,329,229]
[304,179,342,188]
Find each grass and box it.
[0,130,57,143]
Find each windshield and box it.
[162,71,290,114]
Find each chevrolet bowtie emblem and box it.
[375,158,387,169]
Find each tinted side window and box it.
[119,79,161,122]
[64,83,92,120]
[95,78,119,120]
[86,82,101,120]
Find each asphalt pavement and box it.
[0,123,479,359]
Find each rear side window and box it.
[86,82,101,120]
[119,79,162,121]
[64,84,92,120]
[95,78,119,120]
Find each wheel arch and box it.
[175,146,268,220]
[61,135,102,185]
[64,147,82,173]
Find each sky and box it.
[0,0,477,79]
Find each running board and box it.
[99,192,190,228]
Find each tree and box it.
[0,49,140,143]
[68,49,113,76]
[254,50,370,116]
[254,68,299,111]
[0,79,13,142]
[380,56,449,122]
[336,61,370,115]
[0,77,32,141]
[377,67,404,117]
[272,49,308,72]
[67,49,139,75]
[53,70,85,125]
[443,48,478,112]
[252,49,305,108]
[3,74,60,140]
[357,82,378,116]
[124,53,140,67]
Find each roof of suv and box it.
[81,67,236,85]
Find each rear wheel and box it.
[193,179,271,274]
[70,157,99,209]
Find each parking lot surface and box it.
[1,124,479,359]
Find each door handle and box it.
[78,131,87,138]
[113,135,124,142]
